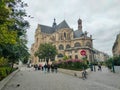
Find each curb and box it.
[0,69,20,90]
[58,68,91,78]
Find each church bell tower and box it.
[78,18,82,32]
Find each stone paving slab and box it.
[1,67,120,90]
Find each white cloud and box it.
[23,0,120,56]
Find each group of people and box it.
[89,63,102,71]
[33,63,58,73]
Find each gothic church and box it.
[31,18,94,64]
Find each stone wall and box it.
[114,66,120,74]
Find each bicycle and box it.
[82,70,87,80]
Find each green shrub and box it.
[113,56,120,66]
[57,59,88,71]
[63,55,69,60]
[105,56,120,70]
[0,57,8,66]
[105,58,113,69]
[0,67,12,81]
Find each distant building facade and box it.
[94,49,109,62]
[112,33,120,56]
[31,18,94,64]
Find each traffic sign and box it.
[80,50,86,56]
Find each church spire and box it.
[78,18,82,32]
[52,18,57,28]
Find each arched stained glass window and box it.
[74,42,81,47]
[86,42,91,47]
[59,44,64,50]
[66,44,71,49]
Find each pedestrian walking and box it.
[51,63,54,73]
[47,64,50,73]
[34,64,38,70]
[98,63,102,71]
[54,64,58,73]
[44,64,47,72]
[89,63,93,71]
[42,66,44,71]
[38,64,41,70]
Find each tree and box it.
[105,58,113,69]
[0,0,30,69]
[0,0,17,45]
[35,43,58,64]
[17,41,30,64]
[63,55,69,60]
[0,57,8,67]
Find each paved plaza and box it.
[1,66,120,90]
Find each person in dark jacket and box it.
[47,64,50,73]
[51,63,54,73]
[54,64,58,73]
[98,63,102,71]
[44,64,47,72]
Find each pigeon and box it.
[16,84,20,87]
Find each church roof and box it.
[39,20,70,34]
[39,19,85,38]
[39,24,55,34]
[56,20,70,30]
[74,30,84,38]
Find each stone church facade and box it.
[31,18,94,64]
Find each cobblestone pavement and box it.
[1,66,120,90]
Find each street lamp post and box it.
[93,50,96,72]
[112,60,115,73]
[93,60,96,72]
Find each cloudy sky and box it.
[23,0,120,56]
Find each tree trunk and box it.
[46,58,49,65]
[10,61,14,73]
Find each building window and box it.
[58,53,63,58]
[86,42,91,48]
[64,32,66,38]
[74,42,81,47]
[59,33,63,40]
[59,44,64,50]
[75,50,78,53]
[75,55,78,59]
[69,56,72,59]
[66,44,71,49]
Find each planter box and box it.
[58,68,91,78]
